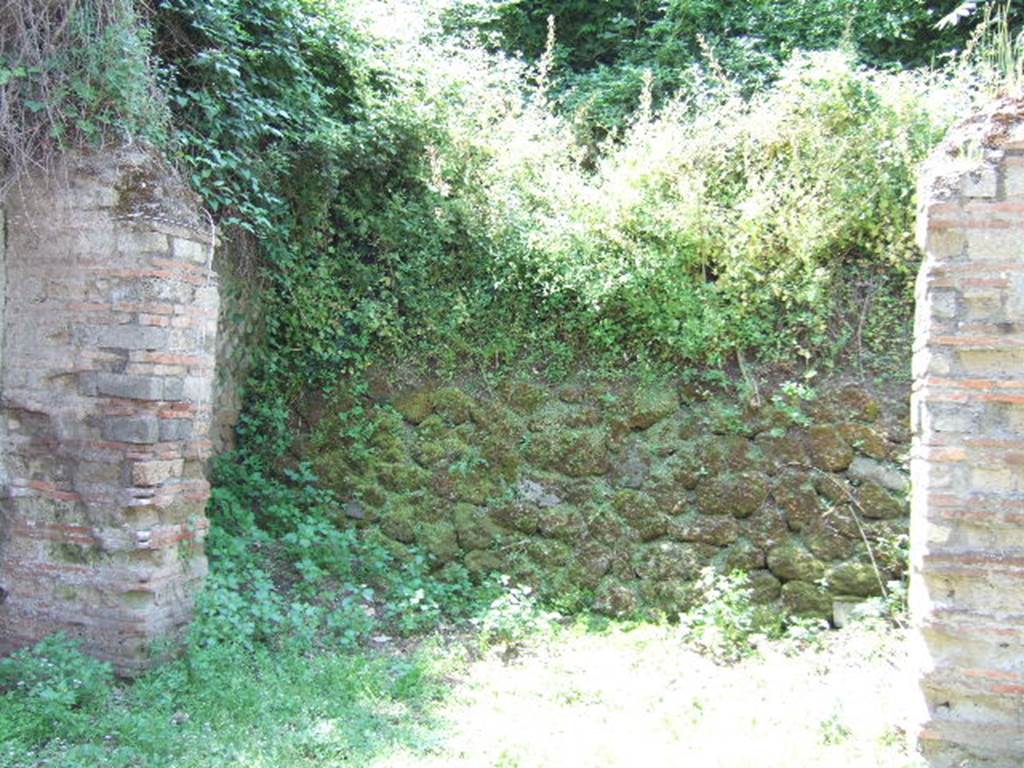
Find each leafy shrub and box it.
[679,568,783,663]
[475,576,560,655]
[0,634,113,746]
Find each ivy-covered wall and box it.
[303,376,910,619]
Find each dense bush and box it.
[471,0,1023,132]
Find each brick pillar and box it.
[0,149,216,673]
[912,98,1024,765]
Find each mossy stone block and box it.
[490,503,539,534]
[453,503,502,551]
[593,581,639,617]
[629,384,679,430]
[766,540,825,583]
[393,389,435,424]
[432,387,476,425]
[858,482,905,520]
[781,581,832,619]
[465,549,503,576]
[804,425,854,472]
[826,561,882,597]
[772,472,822,532]
[748,570,783,604]
[695,472,770,518]
[417,521,460,562]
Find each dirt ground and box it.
[375,619,924,768]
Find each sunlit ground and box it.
[377,621,924,768]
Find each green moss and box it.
[766,541,825,583]
[781,581,832,619]
[633,541,706,581]
[612,490,668,541]
[376,461,431,493]
[561,429,610,477]
[593,580,639,617]
[416,520,461,562]
[379,503,416,544]
[804,425,854,472]
[432,387,476,424]
[837,422,890,461]
[464,548,503,576]
[857,482,905,519]
[629,384,679,430]
[490,502,540,534]
[695,472,770,518]
[537,505,588,541]
[526,539,573,567]
[393,388,435,424]
[826,560,882,597]
[772,472,822,532]
[412,438,447,466]
[502,380,546,414]
[453,503,503,550]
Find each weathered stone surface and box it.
[857,482,905,520]
[453,504,502,551]
[611,443,651,489]
[104,415,160,444]
[490,503,539,534]
[804,519,857,563]
[394,389,434,423]
[825,561,882,597]
[634,541,704,581]
[723,540,766,572]
[772,472,822,532]
[517,479,561,508]
[593,581,639,617]
[754,431,807,472]
[131,459,183,487]
[613,490,668,541]
[696,472,770,518]
[766,541,825,583]
[747,570,783,603]
[781,581,832,618]
[848,456,908,493]
[804,425,854,472]
[538,506,588,541]
[837,423,891,461]
[668,515,740,546]
[629,384,679,430]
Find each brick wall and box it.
[0,148,217,673]
[912,98,1024,766]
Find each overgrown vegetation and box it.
[0,1,1013,762]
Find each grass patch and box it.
[0,640,452,768]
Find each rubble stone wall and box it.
[306,375,911,620]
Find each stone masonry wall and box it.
[305,375,910,621]
[912,97,1024,766]
[0,149,217,673]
